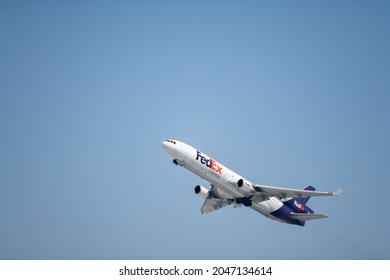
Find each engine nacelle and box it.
[194,185,209,199]
[237,178,255,193]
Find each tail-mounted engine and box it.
[194,185,209,199]
[237,178,255,193]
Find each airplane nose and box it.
[162,141,170,152]
[162,140,177,158]
[162,140,171,153]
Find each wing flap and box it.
[200,198,230,214]
[291,213,328,221]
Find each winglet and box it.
[332,188,343,197]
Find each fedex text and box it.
[196,151,223,175]
[294,200,305,211]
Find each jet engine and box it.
[194,185,209,199]
[237,178,255,193]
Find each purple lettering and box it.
[195,150,223,175]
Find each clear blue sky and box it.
[1,1,389,259]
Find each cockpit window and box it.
[166,140,176,144]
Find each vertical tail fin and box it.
[294,185,315,205]
[283,185,316,214]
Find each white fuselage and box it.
[162,140,285,222]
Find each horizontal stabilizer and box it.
[291,213,328,221]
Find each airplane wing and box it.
[253,184,343,199]
[200,198,231,214]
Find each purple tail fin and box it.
[282,185,315,214]
[295,185,315,205]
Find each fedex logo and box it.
[196,151,223,175]
[294,200,305,211]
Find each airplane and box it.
[162,139,343,226]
